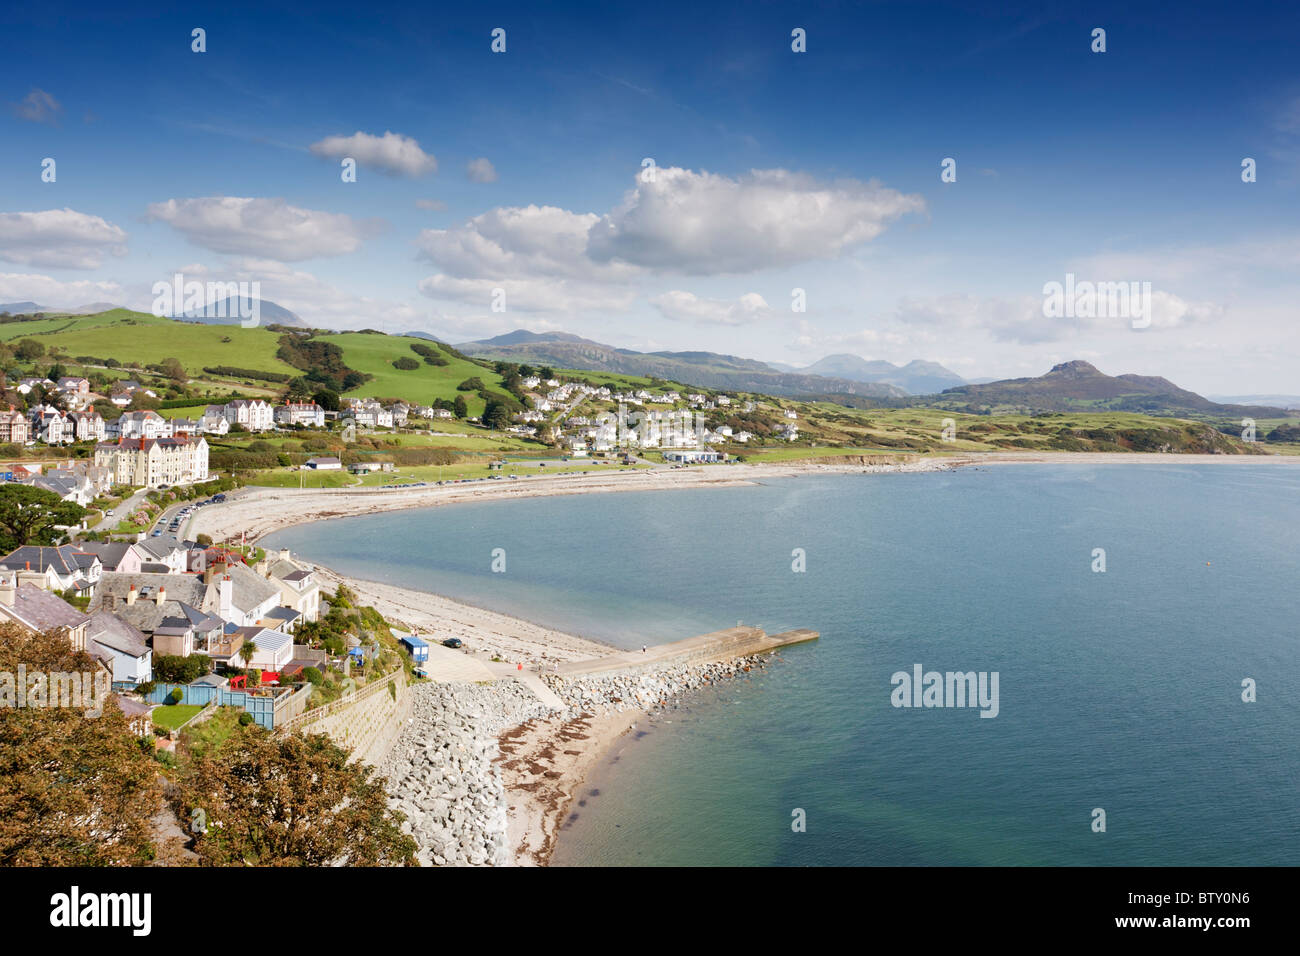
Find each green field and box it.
[1,310,297,376]
[326,331,515,414]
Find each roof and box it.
[91,572,210,623]
[191,673,228,688]
[223,563,281,613]
[2,586,91,632]
[87,611,151,658]
[399,635,429,648]
[72,542,137,571]
[265,606,300,625]
[0,545,100,576]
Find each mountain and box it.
[798,354,966,394]
[0,300,125,315]
[0,302,42,314]
[457,331,906,398]
[176,296,309,328]
[924,360,1296,418]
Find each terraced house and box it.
[94,435,209,487]
[223,398,275,432]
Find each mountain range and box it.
[456,330,962,397]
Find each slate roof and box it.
[2,586,91,632]
[87,611,151,658]
[0,545,100,576]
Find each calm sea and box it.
[264,465,1300,865]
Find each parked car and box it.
[442,638,463,649]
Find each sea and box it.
[263,464,1300,865]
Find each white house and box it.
[224,399,275,432]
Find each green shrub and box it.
[238,712,254,726]
[391,356,419,371]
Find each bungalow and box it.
[87,611,152,685]
[663,449,725,463]
[0,577,92,653]
[16,377,53,395]
[304,456,342,470]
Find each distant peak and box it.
[1047,360,1101,376]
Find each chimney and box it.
[279,548,291,562]
[156,585,167,606]
[0,575,14,607]
[219,575,233,619]
[126,584,137,606]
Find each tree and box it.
[312,388,340,412]
[391,357,419,371]
[0,623,163,865]
[0,485,89,551]
[453,395,468,419]
[238,640,258,668]
[456,377,484,391]
[14,338,45,361]
[175,728,417,866]
[481,399,511,431]
[161,357,187,384]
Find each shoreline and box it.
[198,451,1298,866]
[189,450,1300,548]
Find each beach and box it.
[191,451,1300,866]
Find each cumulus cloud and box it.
[417,205,637,283]
[417,274,637,314]
[308,130,437,177]
[0,272,124,307]
[11,88,61,124]
[465,158,498,183]
[0,208,128,269]
[146,197,383,261]
[586,167,925,273]
[650,290,772,325]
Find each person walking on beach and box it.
[642,644,647,654]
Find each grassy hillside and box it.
[324,331,516,415]
[0,309,296,376]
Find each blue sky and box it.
[2,0,1298,393]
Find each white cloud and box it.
[650,290,772,326]
[309,130,437,177]
[586,167,925,273]
[11,88,61,125]
[146,197,382,261]
[417,205,638,283]
[0,208,128,269]
[417,274,636,314]
[465,158,498,183]
[0,272,124,307]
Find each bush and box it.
[391,356,419,371]
[456,377,485,391]
[303,666,324,685]
[153,654,211,684]
[238,712,254,726]
[166,688,185,705]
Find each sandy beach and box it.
[194,450,1298,865]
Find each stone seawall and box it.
[280,670,411,766]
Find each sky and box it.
[1,0,1298,394]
